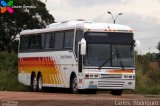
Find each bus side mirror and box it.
[135,40,141,55]
[80,38,86,55]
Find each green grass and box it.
[135,62,160,95]
[0,51,29,91]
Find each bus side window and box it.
[64,30,74,49]
[35,34,42,49]
[54,32,64,50]
[41,33,46,49]
[29,35,36,50]
[45,33,51,49]
[49,32,55,48]
[75,30,83,57]
[20,36,29,50]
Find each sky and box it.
[41,0,160,54]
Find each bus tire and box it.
[31,74,37,92]
[88,89,97,94]
[111,90,123,96]
[70,75,78,94]
[81,89,97,94]
[37,74,43,92]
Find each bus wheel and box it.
[111,90,123,96]
[88,89,97,94]
[31,75,37,92]
[70,75,78,94]
[37,75,43,92]
[81,89,97,94]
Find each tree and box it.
[157,41,160,53]
[0,0,55,52]
[157,41,160,61]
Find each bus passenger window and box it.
[45,33,51,49]
[35,34,42,49]
[54,32,64,50]
[41,33,46,49]
[49,33,55,48]
[64,31,74,49]
[29,35,36,50]
[20,36,29,50]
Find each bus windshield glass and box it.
[84,32,134,67]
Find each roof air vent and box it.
[76,19,86,21]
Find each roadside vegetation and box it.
[135,53,160,94]
[0,51,29,91]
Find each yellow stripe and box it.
[57,65,62,84]
[49,74,53,84]
[52,74,55,84]
[54,58,62,84]
[54,74,58,84]
[56,74,60,84]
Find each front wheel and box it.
[70,75,78,94]
[111,90,123,96]
[81,89,97,94]
[37,75,43,92]
[31,75,37,92]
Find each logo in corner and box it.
[0,0,13,14]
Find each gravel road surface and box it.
[0,91,160,106]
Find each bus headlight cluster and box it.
[124,75,135,79]
[85,74,100,78]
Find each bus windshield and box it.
[84,32,134,67]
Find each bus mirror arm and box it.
[80,38,86,55]
[135,40,141,55]
[133,40,136,47]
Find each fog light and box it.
[133,75,135,79]
[95,75,99,78]
[90,75,94,78]
[85,74,89,78]
[124,75,128,78]
[129,75,132,78]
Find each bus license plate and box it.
[89,85,97,88]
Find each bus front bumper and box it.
[78,78,135,90]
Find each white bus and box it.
[18,20,135,95]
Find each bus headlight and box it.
[123,75,135,79]
[85,74,100,78]
[85,74,89,78]
[94,75,99,78]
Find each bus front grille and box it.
[98,81,124,88]
[101,74,122,78]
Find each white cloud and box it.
[63,0,128,7]
[43,0,160,53]
[93,12,160,53]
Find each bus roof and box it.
[20,20,133,35]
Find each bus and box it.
[18,20,135,95]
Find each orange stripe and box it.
[53,58,61,84]
[108,70,133,74]
[18,57,65,85]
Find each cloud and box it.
[45,0,160,53]
[64,0,129,7]
[93,12,160,53]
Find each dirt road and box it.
[0,91,160,106]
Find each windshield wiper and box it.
[98,57,111,68]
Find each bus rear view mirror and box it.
[80,38,86,55]
[135,40,141,55]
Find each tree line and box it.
[0,0,55,52]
